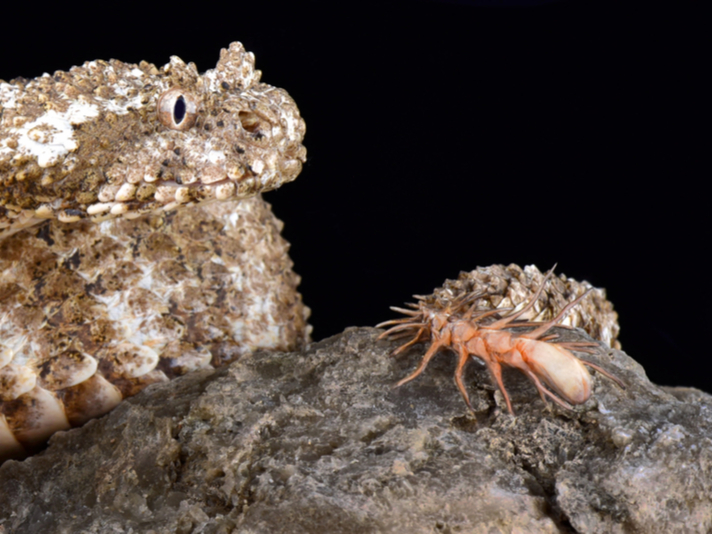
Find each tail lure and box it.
[378,265,625,414]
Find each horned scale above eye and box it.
[0,42,309,461]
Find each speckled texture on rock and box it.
[0,327,710,533]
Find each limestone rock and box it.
[0,327,709,533]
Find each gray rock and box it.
[0,327,710,533]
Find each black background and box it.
[1,2,707,391]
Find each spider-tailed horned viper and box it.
[0,43,620,463]
[0,42,309,461]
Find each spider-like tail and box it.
[377,307,430,356]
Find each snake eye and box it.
[157,88,199,130]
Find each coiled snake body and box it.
[0,43,309,460]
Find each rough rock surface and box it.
[0,327,710,533]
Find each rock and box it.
[0,327,710,533]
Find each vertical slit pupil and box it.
[173,95,187,125]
